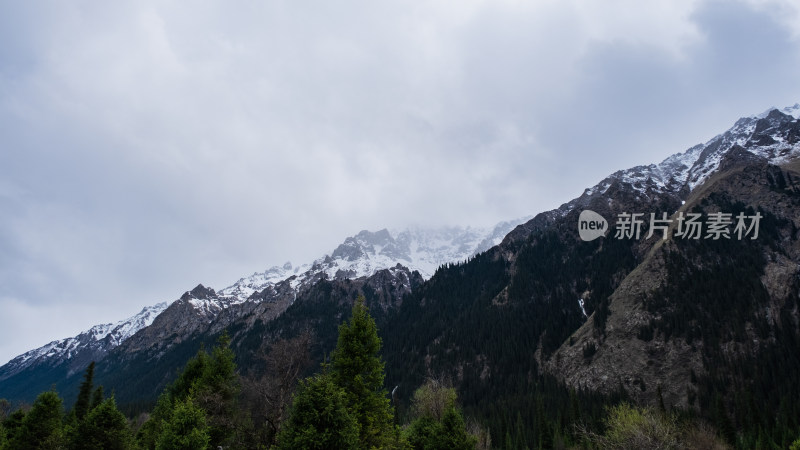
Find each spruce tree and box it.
[405,405,476,450]
[90,386,104,411]
[330,295,399,448]
[535,398,552,449]
[138,333,239,449]
[75,397,134,450]
[155,398,210,450]
[137,392,173,449]
[2,409,26,445]
[74,361,96,421]
[276,373,360,450]
[0,398,9,423]
[193,332,240,447]
[439,407,476,449]
[8,390,64,449]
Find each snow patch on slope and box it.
[216,220,529,307]
[1,302,168,377]
[575,105,800,199]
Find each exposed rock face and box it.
[2,104,799,412]
[546,159,800,408]
[0,219,526,397]
[0,302,168,381]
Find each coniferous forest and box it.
[2,162,800,449]
[2,295,799,448]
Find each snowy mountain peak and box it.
[781,103,800,119]
[5,102,797,381]
[216,220,530,309]
[573,103,800,207]
[0,301,168,381]
[753,103,800,120]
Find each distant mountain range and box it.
[0,219,527,384]
[1,103,799,448]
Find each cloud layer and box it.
[1,0,799,364]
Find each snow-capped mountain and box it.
[0,302,168,380]
[217,220,528,306]
[2,102,798,396]
[0,220,528,376]
[554,103,800,216]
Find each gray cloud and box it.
[1,0,799,363]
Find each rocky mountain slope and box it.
[380,103,800,445]
[0,303,168,381]
[547,150,800,407]
[1,103,798,446]
[0,221,525,401]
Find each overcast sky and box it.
[1,0,799,365]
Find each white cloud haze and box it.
[1,0,799,364]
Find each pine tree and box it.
[156,398,210,450]
[440,406,477,449]
[138,333,240,449]
[7,390,64,449]
[74,361,96,421]
[193,332,240,447]
[405,379,476,449]
[535,398,552,449]
[75,397,135,450]
[137,392,173,449]
[330,296,399,448]
[0,398,10,423]
[170,346,210,401]
[90,386,104,411]
[0,399,11,447]
[275,373,360,450]
[2,409,26,445]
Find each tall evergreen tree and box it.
[138,333,239,449]
[275,373,360,450]
[193,332,240,447]
[75,397,134,450]
[0,399,9,423]
[155,398,210,450]
[7,390,64,450]
[2,409,26,446]
[74,361,96,421]
[137,392,173,449]
[90,386,104,411]
[405,402,476,450]
[330,296,399,448]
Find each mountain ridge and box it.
[1,103,798,441]
[0,220,528,377]
[502,103,800,247]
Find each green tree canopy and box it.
[75,397,134,450]
[155,398,210,450]
[404,379,476,450]
[276,373,360,450]
[331,296,399,448]
[74,361,96,421]
[138,332,239,449]
[7,390,64,450]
